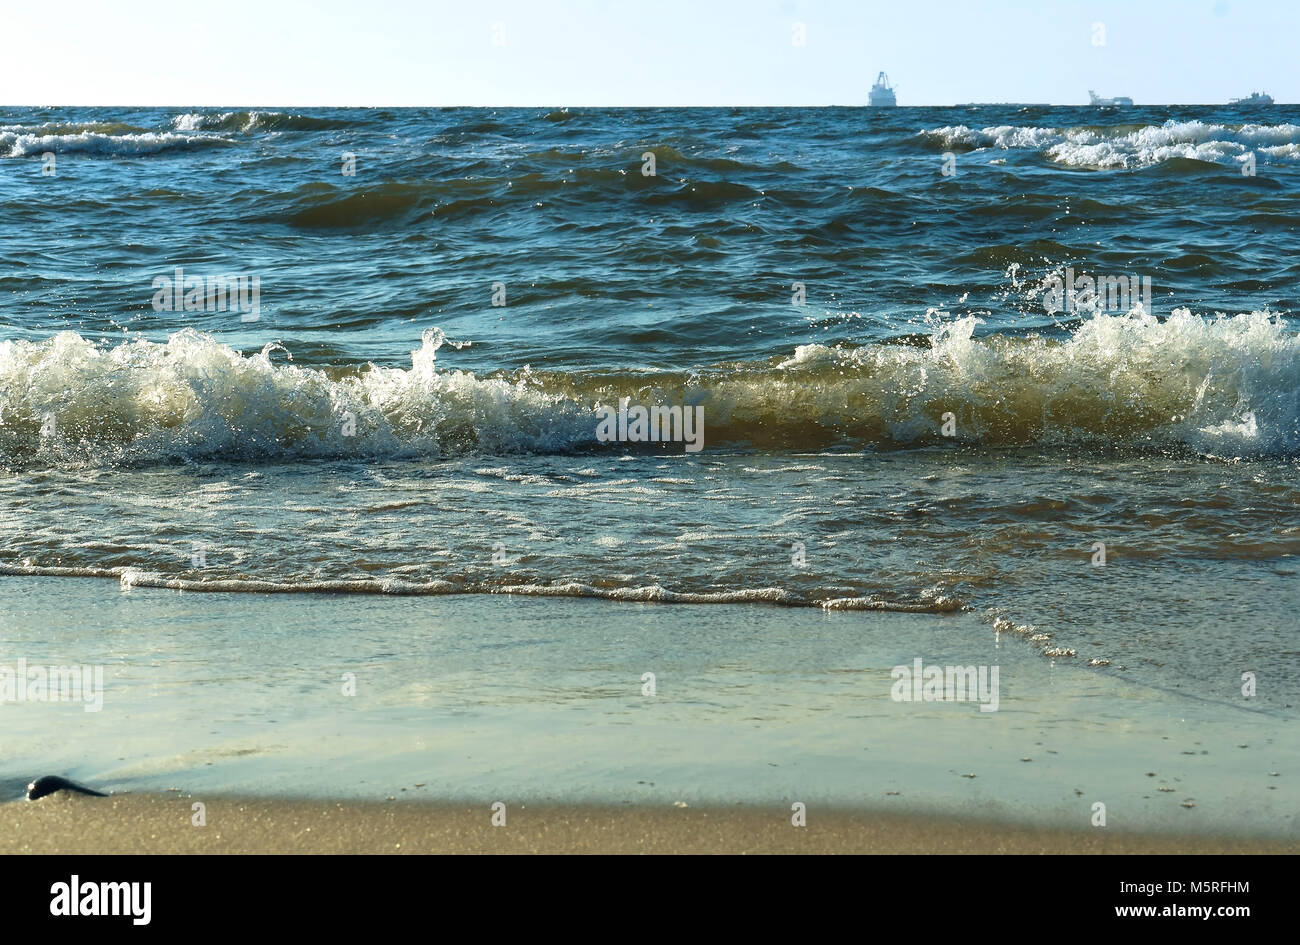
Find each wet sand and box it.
[2,793,1291,854]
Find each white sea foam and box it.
[4,563,814,606]
[172,111,238,131]
[0,130,231,158]
[0,311,1296,464]
[919,120,1300,168]
[171,111,275,132]
[773,308,1300,456]
[170,111,344,133]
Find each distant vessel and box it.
[1230,91,1274,105]
[869,72,897,107]
[1088,90,1133,106]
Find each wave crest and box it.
[0,129,231,158]
[170,110,351,132]
[1,310,1296,465]
[915,119,1300,169]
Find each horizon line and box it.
[1,101,1293,109]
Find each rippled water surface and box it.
[1,105,1297,710]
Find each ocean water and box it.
[1,105,1298,715]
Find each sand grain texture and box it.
[2,794,1291,854]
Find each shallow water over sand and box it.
[0,580,1293,836]
[2,451,1297,708]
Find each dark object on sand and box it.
[26,775,108,800]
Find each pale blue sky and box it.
[4,0,1294,106]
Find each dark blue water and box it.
[3,106,1298,375]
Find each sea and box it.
[0,106,1297,813]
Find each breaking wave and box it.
[0,110,348,157]
[916,119,1300,169]
[0,128,232,158]
[0,309,1297,465]
[170,110,354,132]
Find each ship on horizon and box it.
[1088,90,1133,106]
[1230,90,1274,105]
[869,72,897,107]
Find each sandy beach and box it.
[3,577,1297,857]
[3,792,1292,855]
